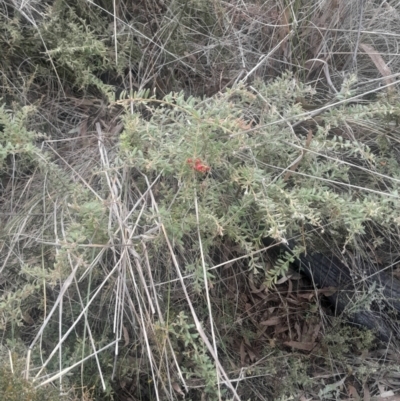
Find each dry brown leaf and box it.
[288,271,302,280]
[311,323,321,342]
[245,302,252,313]
[110,122,124,136]
[288,280,295,298]
[318,287,338,297]
[172,382,185,398]
[301,322,314,342]
[245,344,258,362]
[22,312,35,325]
[283,340,316,352]
[256,324,269,339]
[348,384,360,400]
[360,43,395,94]
[286,296,303,305]
[274,325,289,335]
[297,291,316,301]
[240,341,246,366]
[122,325,130,346]
[260,316,282,326]
[248,273,267,295]
[234,118,253,131]
[299,397,314,401]
[364,382,371,401]
[295,322,302,339]
[276,275,290,284]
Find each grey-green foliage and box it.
[168,312,220,399]
[0,367,60,401]
[0,0,225,104]
[119,73,400,284]
[0,1,114,101]
[39,6,115,99]
[0,104,40,167]
[0,345,61,401]
[2,71,399,400]
[0,104,107,337]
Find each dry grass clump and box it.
[2,1,400,401]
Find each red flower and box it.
[187,158,210,173]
